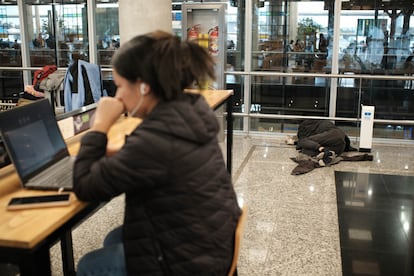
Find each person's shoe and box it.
[322,149,335,165]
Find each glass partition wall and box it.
[226,0,414,141]
[26,0,89,67]
[0,0,413,142]
[23,0,118,67]
[96,2,119,67]
[336,0,414,139]
[252,1,330,131]
[0,3,23,101]
[0,0,118,107]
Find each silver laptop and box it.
[0,99,74,191]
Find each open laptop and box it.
[0,99,74,191]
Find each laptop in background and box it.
[0,99,74,191]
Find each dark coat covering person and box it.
[291,120,370,175]
[296,119,352,157]
[74,31,241,276]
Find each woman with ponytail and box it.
[74,30,241,276]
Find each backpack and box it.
[33,65,57,91]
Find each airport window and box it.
[0,0,413,140]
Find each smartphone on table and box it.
[6,193,72,210]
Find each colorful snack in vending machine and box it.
[208,26,219,56]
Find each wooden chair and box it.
[228,205,247,276]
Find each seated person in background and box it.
[33,33,44,48]
[318,33,328,59]
[295,119,355,165]
[404,51,414,72]
[12,39,20,50]
[22,65,59,101]
[74,30,241,275]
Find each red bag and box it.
[33,65,57,91]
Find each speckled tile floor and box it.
[230,135,414,276]
[40,135,414,275]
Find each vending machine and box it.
[181,2,227,89]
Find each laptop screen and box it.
[0,99,68,183]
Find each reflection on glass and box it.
[348,228,373,241]
[0,4,24,98]
[252,1,329,74]
[336,2,414,126]
[96,2,119,67]
[226,2,242,72]
[25,0,89,67]
[339,5,414,74]
[0,5,22,67]
[246,1,331,123]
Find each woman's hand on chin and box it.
[91,97,125,133]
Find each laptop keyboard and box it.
[28,157,74,189]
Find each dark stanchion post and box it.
[50,90,56,115]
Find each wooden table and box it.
[0,89,233,276]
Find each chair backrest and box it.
[228,205,247,276]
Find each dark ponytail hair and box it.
[112,30,216,101]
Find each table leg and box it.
[61,230,76,276]
[226,94,233,175]
[19,246,51,276]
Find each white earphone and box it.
[130,83,146,117]
[140,83,146,95]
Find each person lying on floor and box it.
[295,119,356,166]
[288,120,372,175]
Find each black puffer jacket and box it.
[74,93,241,275]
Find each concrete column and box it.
[289,2,298,41]
[119,0,172,44]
